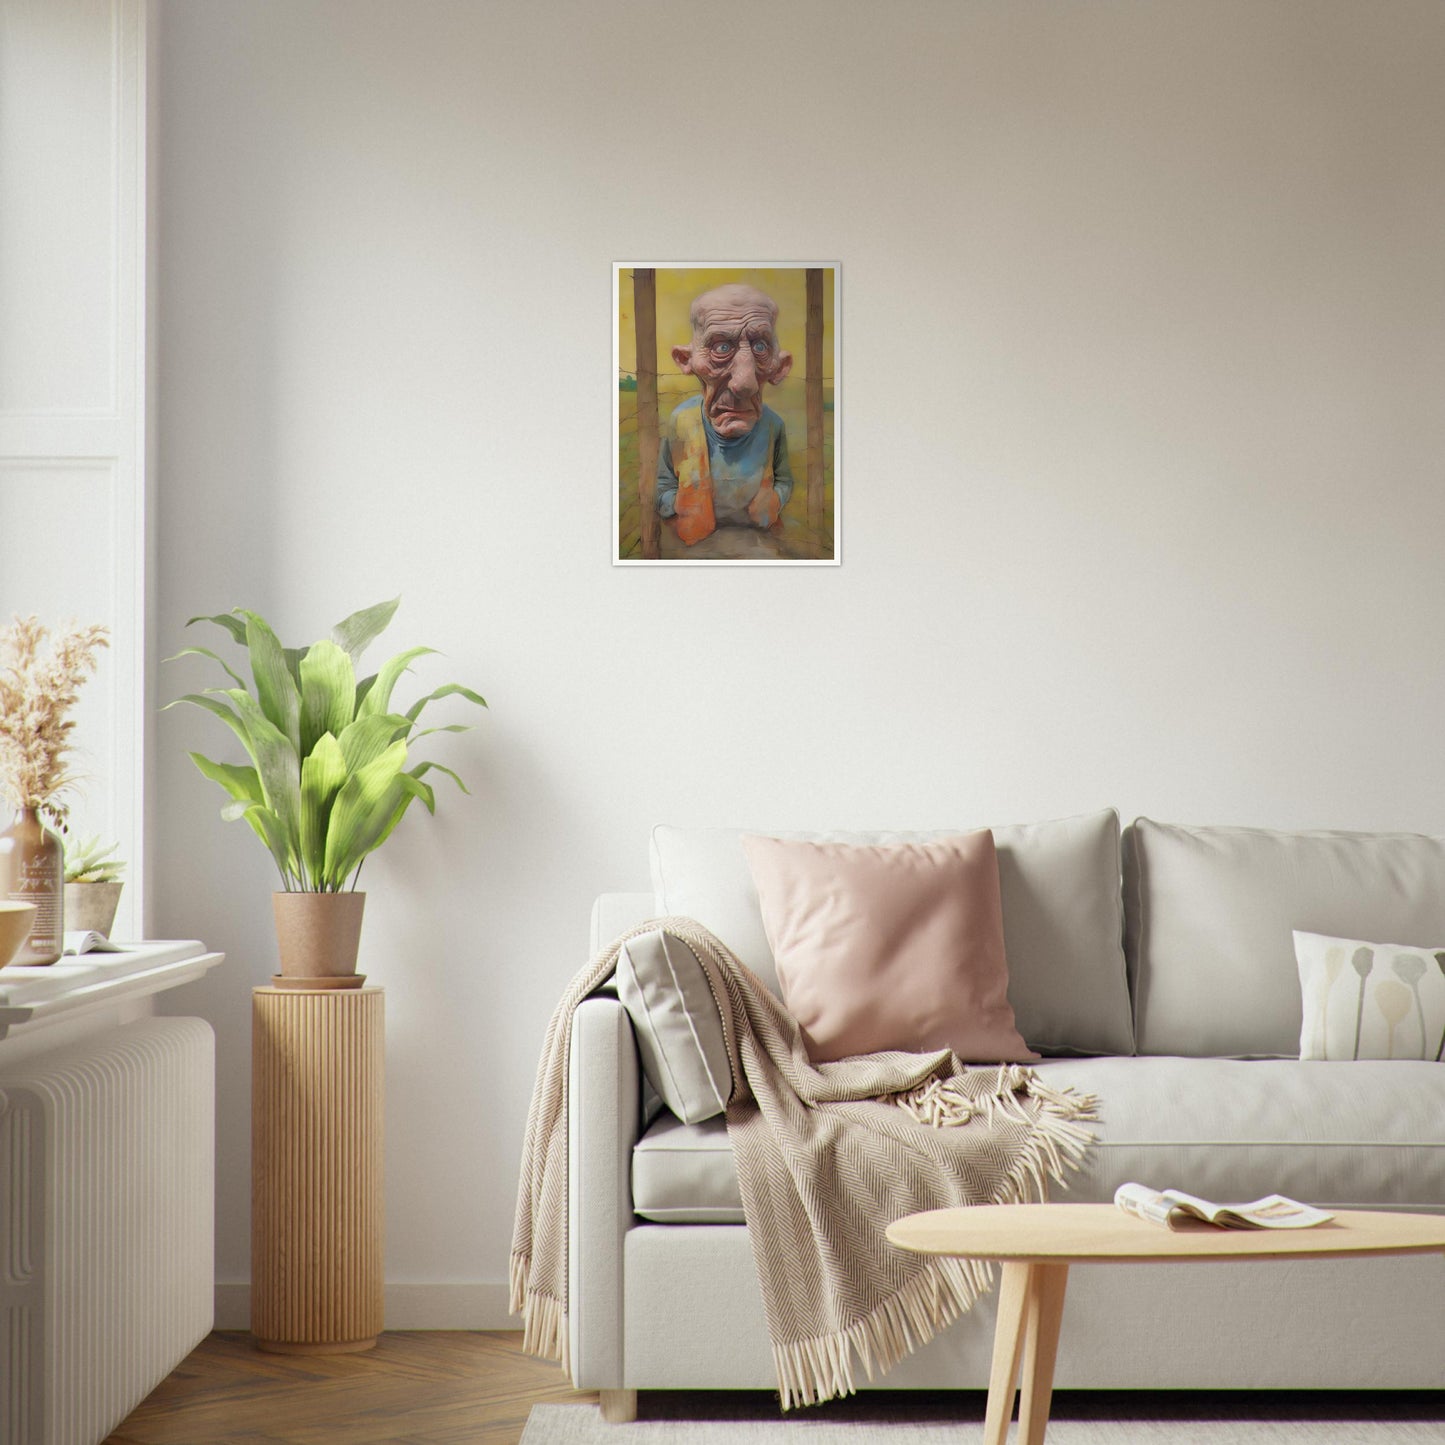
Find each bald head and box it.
[672,284,793,438]
[689,283,779,334]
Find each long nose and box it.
[727,346,759,397]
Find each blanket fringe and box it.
[773,1254,991,1410]
[509,1250,529,1316]
[771,1072,1100,1410]
[520,1288,570,1373]
[511,1252,571,1374]
[895,1071,1099,1205]
[991,1077,1099,1208]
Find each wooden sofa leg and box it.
[600,1389,638,1423]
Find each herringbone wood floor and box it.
[104,1331,593,1444]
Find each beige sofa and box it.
[567,812,1445,1399]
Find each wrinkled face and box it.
[672,285,794,438]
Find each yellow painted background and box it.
[618,266,836,382]
[616,265,836,560]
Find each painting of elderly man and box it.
[615,265,838,565]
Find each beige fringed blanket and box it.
[511,918,1097,1410]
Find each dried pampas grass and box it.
[0,616,109,827]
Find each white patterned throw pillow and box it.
[1294,930,1445,1061]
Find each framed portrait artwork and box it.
[614,263,840,565]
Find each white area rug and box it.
[522,1393,1445,1443]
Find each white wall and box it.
[154,0,1445,1323]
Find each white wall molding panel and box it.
[0,0,150,935]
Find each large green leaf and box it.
[217,687,302,874]
[365,774,435,857]
[232,802,294,886]
[322,740,408,884]
[357,646,436,719]
[299,640,357,758]
[337,713,409,773]
[239,611,301,752]
[186,611,247,644]
[165,645,247,689]
[300,732,348,888]
[166,693,256,766]
[404,682,487,723]
[187,752,263,806]
[331,598,400,662]
[399,772,436,815]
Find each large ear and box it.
[672,345,696,374]
[766,350,793,386]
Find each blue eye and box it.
[752,340,769,354]
[711,340,734,357]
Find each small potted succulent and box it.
[63,836,126,938]
[168,598,485,981]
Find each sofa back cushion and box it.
[1126,818,1445,1057]
[590,893,655,954]
[650,809,1132,1056]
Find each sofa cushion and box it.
[630,1056,1445,1223]
[650,809,1132,1056]
[742,831,1036,1064]
[633,1113,742,1223]
[1294,930,1445,1062]
[1126,818,1445,1058]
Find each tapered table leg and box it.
[982,1261,1031,1445]
[1017,1263,1069,1445]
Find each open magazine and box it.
[62,931,127,955]
[1114,1182,1333,1231]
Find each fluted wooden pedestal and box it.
[251,985,384,1354]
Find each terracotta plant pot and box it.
[64,881,124,938]
[0,902,38,969]
[273,892,366,978]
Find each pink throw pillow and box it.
[741,831,1038,1064]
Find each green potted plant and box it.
[168,598,485,981]
[63,836,126,938]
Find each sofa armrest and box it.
[567,994,641,1388]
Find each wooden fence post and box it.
[633,268,661,560]
[805,268,825,535]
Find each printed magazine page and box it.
[1114,1182,1334,1231]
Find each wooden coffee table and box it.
[886,1203,1445,1445]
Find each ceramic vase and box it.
[0,807,64,965]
